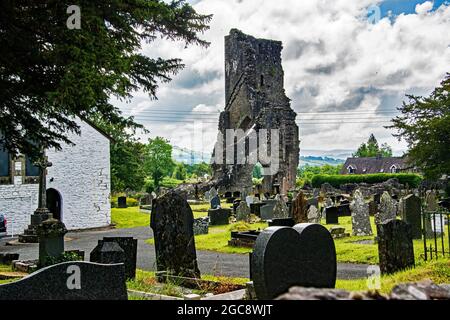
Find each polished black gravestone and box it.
[117,196,127,208]
[377,220,415,274]
[252,224,336,300]
[90,241,126,266]
[325,206,339,224]
[99,237,138,279]
[151,191,201,278]
[268,218,295,227]
[208,208,231,225]
[337,204,351,217]
[0,261,127,300]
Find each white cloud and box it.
[117,0,450,157]
[416,1,434,15]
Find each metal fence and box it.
[422,208,450,261]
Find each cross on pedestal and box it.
[34,156,53,214]
[18,153,54,243]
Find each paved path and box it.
[0,227,372,280]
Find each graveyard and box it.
[1,0,450,305]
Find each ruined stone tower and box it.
[212,29,299,194]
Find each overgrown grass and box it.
[336,259,450,293]
[0,264,20,285]
[127,269,249,298]
[111,207,150,229]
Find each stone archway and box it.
[46,188,62,221]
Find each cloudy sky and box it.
[114,0,450,158]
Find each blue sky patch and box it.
[379,0,447,17]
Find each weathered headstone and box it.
[102,237,138,280]
[376,192,397,225]
[245,195,255,206]
[350,190,373,236]
[424,190,438,237]
[260,200,277,221]
[36,219,68,267]
[150,191,200,278]
[193,217,209,235]
[208,208,231,225]
[272,195,290,219]
[292,191,308,223]
[399,194,422,239]
[377,220,415,274]
[236,201,251,222]
[252,224,336,300]
[0,261,127,300]
[325,206,339,224]
[117,196,127,208]
[307,206,320,224]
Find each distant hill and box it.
[172,146,211,164]
[173,146,345,168]
[300,156,344,167]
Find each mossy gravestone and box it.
[377,220,415,275]
[36,219,67,267]
[252,224,336,300]
[151,191,200,278]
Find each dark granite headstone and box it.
[210,195,221,209]
[377,220,415,275]
[325,206,339,224]
[0,253,19,265]
[118,196,127,208]
[0,261,127,300]
[101,237,138,279]
[90,241,126,266]
[337,204,351,217]
[268,218,295,227]
[252,224,336,300]
[400,194,422,239]
[150,191,200,278]
[208,208,231,225]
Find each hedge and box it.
[311,173,423,188]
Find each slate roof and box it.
[340,157,409,175]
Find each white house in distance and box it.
[0,118,111,236]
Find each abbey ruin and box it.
[212,29,299,195]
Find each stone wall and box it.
[0,118,111,235]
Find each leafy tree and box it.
[353,134,393,158]
[0,0,211,158]
[389,74,450,179]
[173,162,187,180]
[185,162,211,178]
[296,164,343,187]
[144,137,174,188]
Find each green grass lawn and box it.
[111,207,150,229]
[336,259,450,293]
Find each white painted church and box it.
[0,118,111,236]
